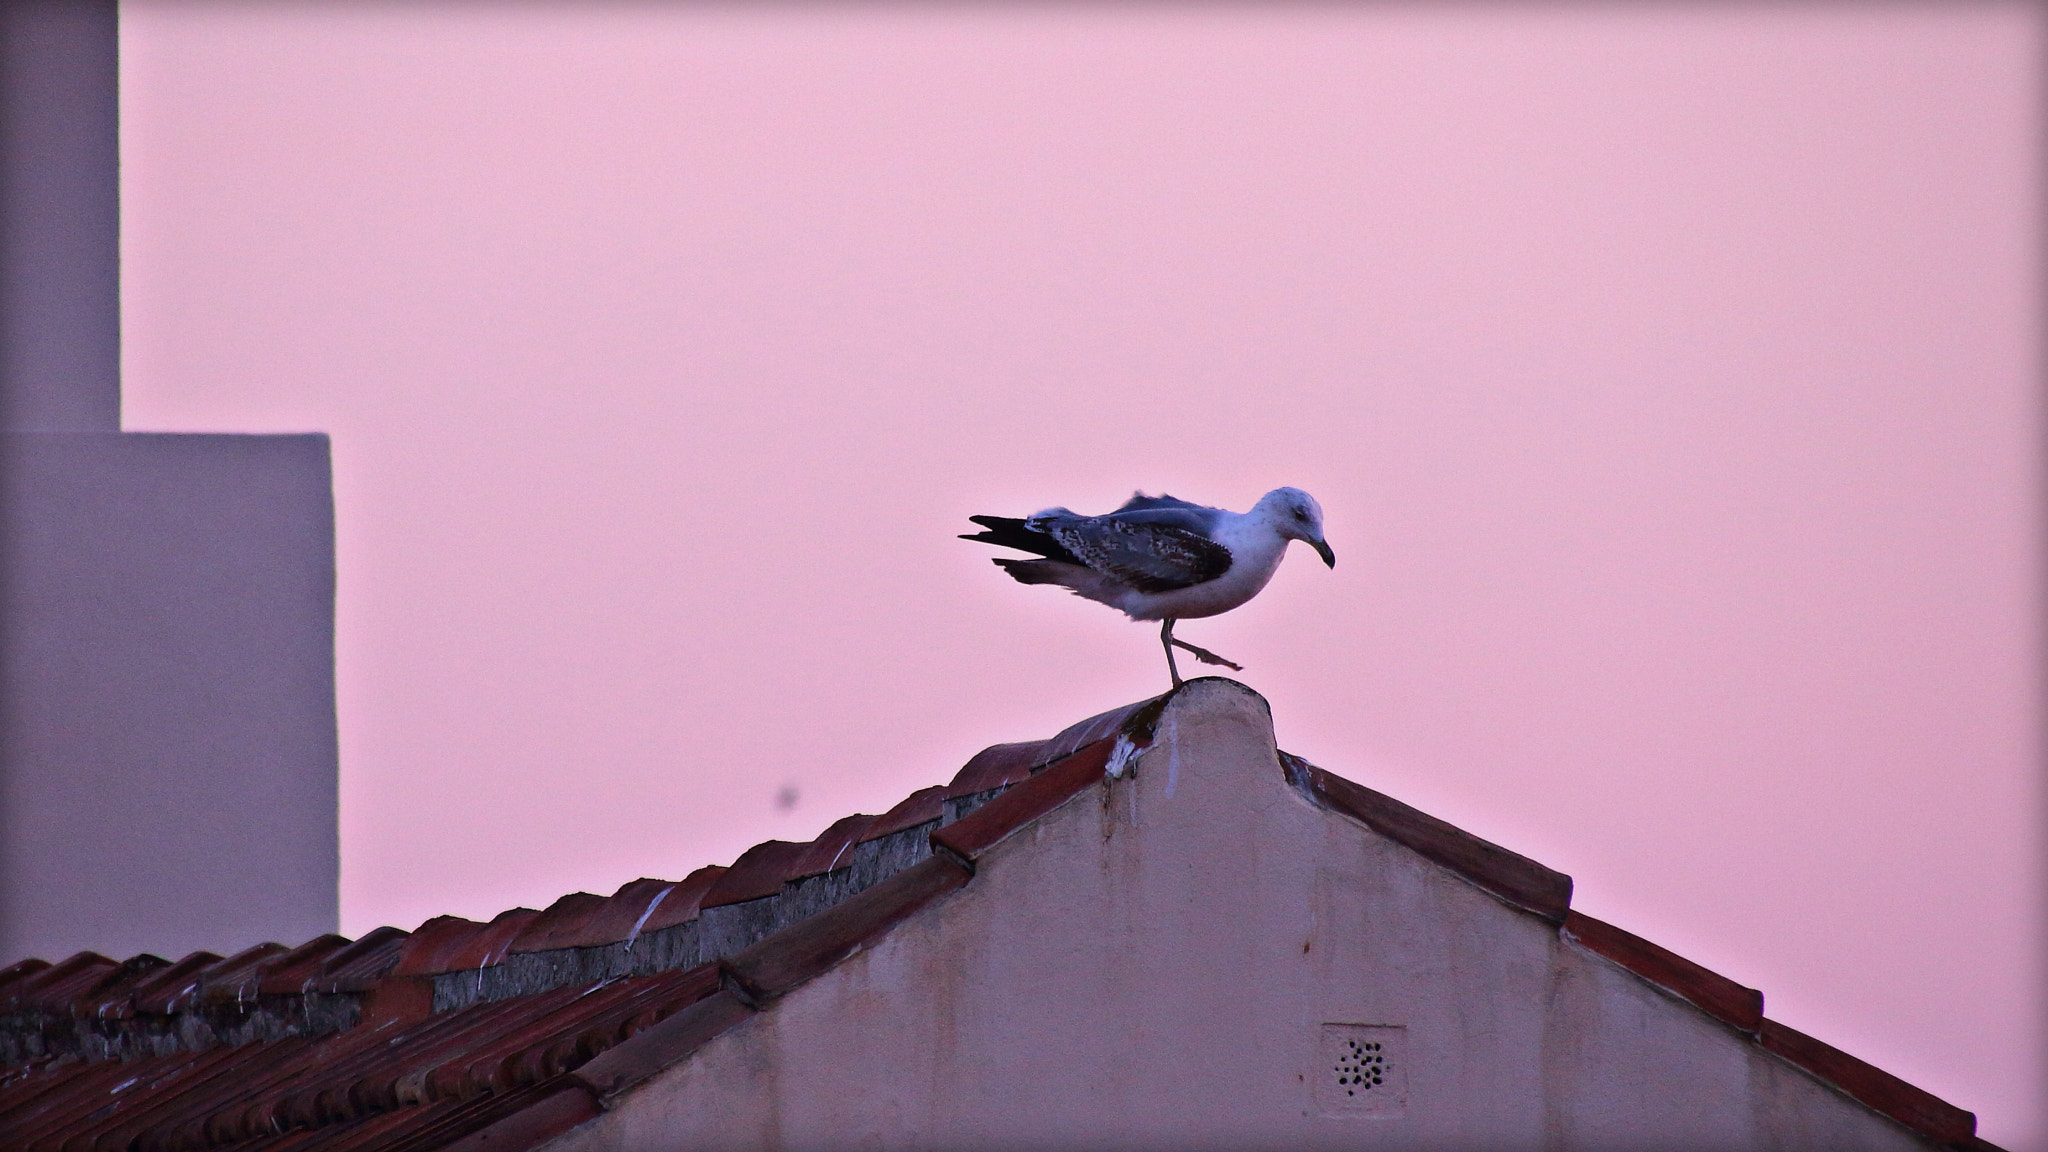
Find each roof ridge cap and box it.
[1283,750,1572,923]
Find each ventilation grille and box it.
[1334,1036,1387,1095]
[1314,1023,1406,1116]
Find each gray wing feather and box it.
[1038,514,1233,594]
[1114,492,1207,514]
[1107,491,1223,535]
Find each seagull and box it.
[962,488,1335,685]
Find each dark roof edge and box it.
[1760,1017,1981,1148]
[443,1082,601,1152]
[1281,750,1987,1150]
[1568,903,1987,1148]
[1562,911,1763,1034]
[722,856,970,1005]
[933,735,1122,862]
[1281,751,1573,923]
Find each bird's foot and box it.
[1168,638,1243,672]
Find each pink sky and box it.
[117,3,2039,1145]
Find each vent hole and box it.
[1333,1040,1388,1093]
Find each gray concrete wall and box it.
[0,433,338,962]
[545,681,1937,1152]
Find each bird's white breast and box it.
[1113,513,1289,621]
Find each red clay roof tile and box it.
[931,735,1119,863]
[430,966,716,1100]
[699,841,808,909]
[723,855,970,1006]
[787,814,878,881]
[570,985,754,1100]
[250,935,354,997]
[1760,1017,1976,1143]
[0,958,49,995]
[240,934,352,999]
[945,740,1044,797]
[1291,755,1573,924]
[4,1049,217,1148]
[77,952,173,1019]
[394,909,541,978]
[442,1081,601,1152]
[126,950,224,1015]
[860,785,947,843]
[1034,693,1170,766]
[6,951,116,1013]
[505,892,615,955]
[196,941,292,1006]
[309,925,411,993]
[581,877,686,945]
[1564,911,1763,1034]
[632,866,727,936]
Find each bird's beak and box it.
[1312,538,1336,568]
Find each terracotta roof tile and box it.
[629,866,726,937]
[4,951,116,1013]
[77,952,174,1019]
[568,987,754,1101]
[931,735,1120,864]
[1033,692,1169,766]
[236,934,353,999]
[1286,752,1573,924]
[195,941,292,1006]
[394,909,541,978]
[860,785,946,843]
[441,1081,602,1152]
[0,959,50,995]
[699,841,808,909]
[945,740,1043,797]
[309,925,411,993]
[0,1049,217,1146]
[723,856,970,1005]
[491,871,733,961]
[787,814,878,881]
[422,965,718,1100]
[1564,911,1763,1034]
[113,950,222,1016]
[1761,1017,1977,1144]
[504,892,615,955]
[132,1039,324,1151]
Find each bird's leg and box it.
[1160,619,1183,687]
[1167,633,1244,672]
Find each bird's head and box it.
[1257,487,1335,567]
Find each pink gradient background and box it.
[115,3,2039,1144]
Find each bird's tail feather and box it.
[992,557,1066,585]
[960,515,1082,565]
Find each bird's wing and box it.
[1040,514,1233,594]
[1106,493,1225,536]
[1113,491,1208,515]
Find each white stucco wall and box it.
[546,680,1936,1151]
